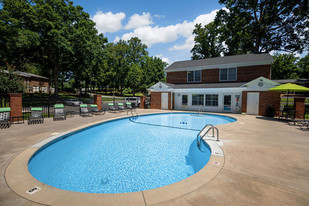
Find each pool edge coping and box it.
[5,111,229,206]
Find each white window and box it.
[192,94,204,105]
[187,70,201,82]
[220,68,237,81]
[205,94,218,106]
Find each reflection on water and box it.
[186,140,211,173]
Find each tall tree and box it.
[191,0,309,59]
[0,64,24,98]
[140,56,167,93]
[0,0,107,98]
[125,63,143,96]
[191,22,224,59]
[271,53,301,79]
[298,54,309,78]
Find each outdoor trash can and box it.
[266,107,275,117]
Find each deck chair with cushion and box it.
[28,107,44,124]
[117,103,125,111]
[297,120,309,129]
[108,103,117,112]
[0,107,11,129]
[126,102,133,110]
[53,104,66,121]
[91,104,101,115]
[80,104,93,117]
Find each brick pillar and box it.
[294,97,306,118]
[8,93,22,122]
[140,95,146,109]
[94,94,102,111]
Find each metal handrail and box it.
[197,124,220,148]
[128,109,138,122]
[197,105,203,114]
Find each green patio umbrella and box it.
[268,83,309,109]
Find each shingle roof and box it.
[164,82,246,89]
[165,53,274,71]
[3,70,49,80]
[273,79,309,84]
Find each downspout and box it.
[170,91,173,110]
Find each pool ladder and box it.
[128,109,139,122]
[197,124,219,148]
[197,105,203,114]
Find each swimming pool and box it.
[28,113,235,193]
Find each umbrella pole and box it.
[286,90,289,111]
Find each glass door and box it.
[182,95,188,110]
[223,95,231,111]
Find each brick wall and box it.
[94,94,102,111]
[166,71,187,84]
[294,97,306,117]
[202,69,219,83]
[151,92,162,109]
[242,91,280,116]
[150,92,172,109]
[237,65,271,82]
[8,93,22,122]
[166,64,271,84]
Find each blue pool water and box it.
[28,113,235,193]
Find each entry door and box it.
[161,93,168,110]
[247,93,259,115]
[223,95,231,112]
[182,95,188,110]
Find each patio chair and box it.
[91,104,101,115]
[28,107,44,124]
[117,103,125,111]
[287,111,306,125]
[80,104,93,117]
[0,107,11,129]
[126,102,133,110]
[53,104,66,121]
[298,120,309,129]
[108,103,117,112]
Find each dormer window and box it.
[187,70,201,82]
[220,68,237,81]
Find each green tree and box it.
[140,56,166,93]
[0,0,107,98]
[0,64,24,97]
[298,54,309,78]
[191,22,224,59]
[127,37,148,64]
[271,53,301,79]
[219,0,308,54]
[192,0,308,58]
[125,63,143,96]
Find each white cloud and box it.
[124,12,153,30]
[169,9,223,51]
[120,8,223,49]
[154,14,165,19]
[92,11,126,34]
[155,54,172,65]
[122,25,179,47]
[113,36,121,43]
[169,36,195,51]
[193,9,222,25]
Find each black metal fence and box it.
[22,97,94,119]
[0,96,9,108]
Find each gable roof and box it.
[241,77,280,87]
[165,53,274,72]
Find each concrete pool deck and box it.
[0,109,309,205]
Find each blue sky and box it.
[72,0,224,65]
